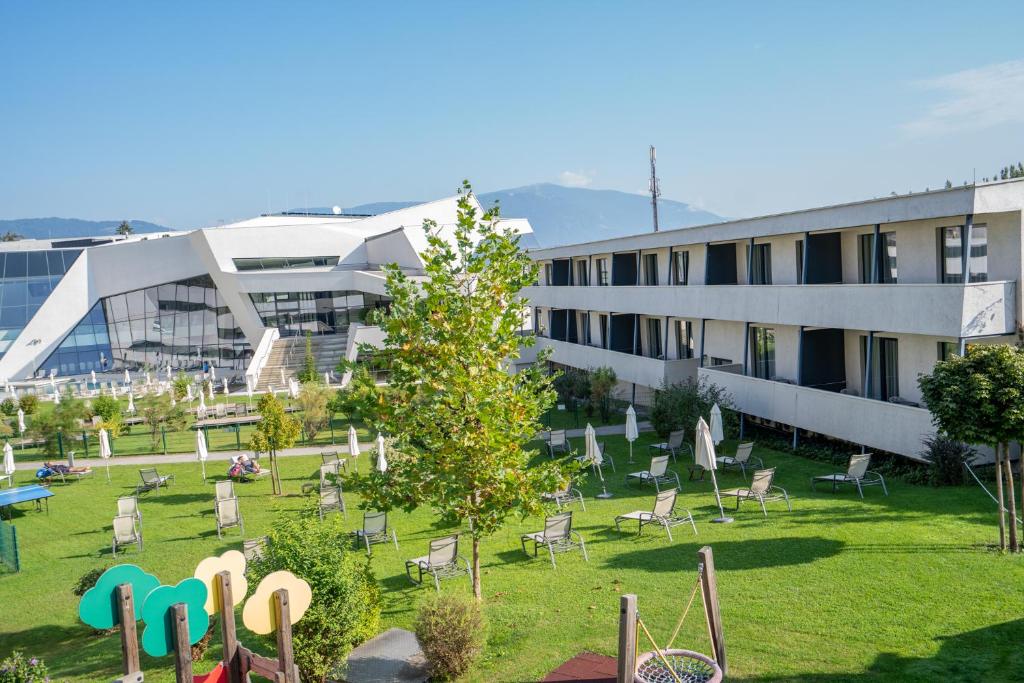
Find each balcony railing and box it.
[698,366,934,460]
[534,337,699,388]
[522,281,1016,338]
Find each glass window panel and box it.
[0,307,26,327]
[3,282,26,307]
[108,294,129,321]
[26,279,52,306]
[125,290,146,318]
[62,250,81,270]
[46,251,64,275]
[26,252,48,277]
[4,252,26,278]
[0,254,6,279]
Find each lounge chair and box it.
[649,429,685,462]
[614,489,697,541]
[318,486,346,520]
[214,480,235,503]
[116,496,142,529]
[215,497,244,538]
[319,463,342,490]
[811,453,888,498]
[405,535,472,591]
[112,514,142,556]
[136,467,174,495]
[716,442,763,480]
[577,440,616,473]
[350,511,399,555]
[242,536,269,563]
[520,511,588,568]
[626,455,681,492]
[321,450,346,467]
[542,478,586,511]
[547,429,570,458]
[40,459,93,485]
[721,468,791,516]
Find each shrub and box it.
[921,435,975,486]
[0,398,16,416]
[651,378,738,439]
[248,509,381,683]
[414,594,485,681]
[553,369,590,405]
[90,394,121,422]
[589,366,617,423]
[172,373,191,400]
[72,566,106,596]
[29,393,87,456]
[297,331,319,384]
[16,395,37,415]
[0,651,50,683]
[296,382,331,441]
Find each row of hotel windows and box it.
[542,225,987,286]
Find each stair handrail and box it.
[245,328,280,391]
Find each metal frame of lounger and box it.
[318,485,346,520]
[215,497,244,538]
[721,468,792,516]
[351,511,399,555]
[136,468,174,495]
[811,453,888,498]
[648,429,685,462]
[112,514,142,556]
[405,535,472,591]
[520,511,589,569]
[542,480,586,511]
[547,429,570,458]
[242,536,269,563]
[626,455,681,492]
[716,442,763,480]
[614,489,697,541]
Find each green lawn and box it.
[1,435,1022,681]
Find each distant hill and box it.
[0,217,173,240]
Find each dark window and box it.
[4,252,26,278]
[674,320,693,359]
[46,251,65,276]
[576,260,589,286]
[598,314,609,348]
[247,290,381,337]
[643,253,659,286]
[597,259,609,286]
[612,253,639,286]
[645,318,662,358]
[579,312,591,344]
[550,259,571,286]
[796,240,804,284]
[544,264,552,285]
[861,336,899,401]
[859,232,897,283]
[937,341,971,361]
[940,225,987,283]
[672,251,689,285]
[26,251,48,277]
[747,243,772,285]
[232,256,340,271]
[750,327,776,379]
[705,244,738,285]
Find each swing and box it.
[632,564,723,683]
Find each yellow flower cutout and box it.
[193,550,248,614]
[242,571,312,634]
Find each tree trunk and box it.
[472,536,482,602]
[270,450,281,495]
[996,443,1007,551]
[1006,450,1019,553]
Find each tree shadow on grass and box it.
[605,536,845,572]
[136,492,210,505]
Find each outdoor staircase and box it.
[253,332,348,392]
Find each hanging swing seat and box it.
[634,650,722,683]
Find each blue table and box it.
[0,484,53,519]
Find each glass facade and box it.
[0,249,81,359]
[232,256,339,271]
[248,290,389,337]
[40,275,252,376]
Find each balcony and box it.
[698,366,935,460]
[522,281,1016,338]
[530,337,700,388]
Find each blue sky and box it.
[2,1,1023,228]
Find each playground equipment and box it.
[617,546,725,683]
[78,551,311,682]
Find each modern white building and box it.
[525,179,1024,460]
[0,196,535,392]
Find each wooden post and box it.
[217,571,243,683]
[116,583,140,676]
[172,603,193,682]
[274,589,298,683]
[617,593,637,683]
[698,546,726,674]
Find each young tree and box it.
[589,366,618,423]
[297,331,319,383]
[919,344,1024,552]
[116,220,133,235]
[296,381,332,441]
[29,391,88,456]
[249,392,301,495]
[345,182,567,600]
[141,395,187,452]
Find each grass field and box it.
[1,434,1022,682]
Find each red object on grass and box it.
[193,663,226,683]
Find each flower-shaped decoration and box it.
[79,564,160,630]
[193,550,248,614]
[140,578,209,657]
[241,571,312,635]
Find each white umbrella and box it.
[198,391,207,416]
[220,378,227,396]
[3,442,14,484]
[123,369,131,385]
[16,409,25,436]
[209,365,216,381]
[111,383,118,398]
[585,422,612,498]
[376,433,387,473]
[98,427,112,483]
[186,384,193,402]
[196,429,209,481]
[289,378,299,399]
[165,364,172,380]
[127,392,135,414]
[145,371,151,386]
[324,371,331,386]
[53,387,61,404]
[625,405,639,463]
[696,417,732,523]
[710,403,724,445]
[348,425,360,468]
[90,370,97,385]
[208,381,215,401]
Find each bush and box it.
[296,382,332,441]
[651,378,738,439]
[589,366,617,423]
[297,331,319,384]
[920,435,975,486]
[0,398,16,417]
[553,369,590,405]
[16,395,37,415]
[414,594,485,681]
[248,509,381,683]
[90,394,121,422]
[0,651,50,683]
[172,373,191,400]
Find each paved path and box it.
[343,627,427,683]
[14,422,652,471]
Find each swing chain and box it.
[665,563,705,650]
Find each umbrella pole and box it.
[201,460,206,483]
[628,441,633,464]
[595,460,613,499]
[709,469,733,523]
[105,463,111,484]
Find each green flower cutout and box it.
[140,578,209,657]
[79,564,161,630]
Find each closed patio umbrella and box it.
[186,384,193,402]
[696,417,731,523]
[3,442,15,487]
[209,365,216,381]
[17,409,25,436]
[123,369,131,385]
[222,378,229,395]
[127,392,135,414]
[198,390,207,417]
[53,386,61,404]
[170,394,176,408]
[586,422,612,498]
[376,433,387,473]
[710,403,724,445]
[324,372,331,386]
[90,370,96,385]
[288,378,299,399]
[348,426,360,469]
[196,428,209,482]
[208,381,215,401]
[145,371,151,386]
[98,427,112,483]
[625,404,639,463]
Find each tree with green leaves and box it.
[344,182,569,600]
[29,390,88,457]
[919,344,1024,552]
[1,231,23,242]
[116,220,133,235]
[589,366,617,423]
[296,381,332,442]
[141,394,187,452]
[297,331,319,383]
[249,392,301,495]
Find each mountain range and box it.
[0,184,723,247]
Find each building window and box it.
[544,263,552,286]
[940,224,988,283]
[861,336,899,401]
[672,251,689,285]
[646,318,662,358]
[747,244,772,285]
[859,232,897,283]
[232,256,339,271]
[580,311,591,345]
[795,240,804,284]
[750,327,776,379]
[674,320,693,359]
[249,290,387,337]
[596,258,609,286]
[576,260,589,286]
[642,253,659,286]
[598,313,609,349]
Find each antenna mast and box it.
[649,145,661,232]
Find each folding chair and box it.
[716,442,763,480]
[649,429,685,462]
[547,429,570,458]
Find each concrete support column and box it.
[699,319,707,368]
[870,223,881,284]
[801,232,810,285]
[746,237,755,284]
[962,213,974,284]
[864,331,875,399]
[742,322,751,376]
